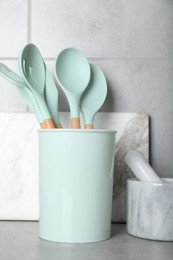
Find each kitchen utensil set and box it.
[0,44,107,129]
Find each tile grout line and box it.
[0,57,173,61]
[0,58,18,60]
[42,57,173,61]
[27,0,32,43]
[88,57,173,61]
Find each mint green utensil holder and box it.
[39,129,116,243]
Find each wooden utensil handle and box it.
[56,123,63,128]
[71,118,81,128]
[40,118,56,129]
[84,124,93,129]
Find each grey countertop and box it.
[0,221,172,260]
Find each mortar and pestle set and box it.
[125,150,173,241]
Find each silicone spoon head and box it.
[55,48,90,128]
[55,48,90,94]
[19,43,45,94]
[18,44,55,128]
[80,63,107,128]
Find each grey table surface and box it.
[0,222,172,260]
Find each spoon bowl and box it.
[18,44,55,128]
[19,44,45,94]
[80,63,107,129]
[55,48,90,128]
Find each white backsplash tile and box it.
[0,0,28,57]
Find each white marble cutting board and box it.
[0,112,149,221]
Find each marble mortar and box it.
[127,178,173,241]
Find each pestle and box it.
[125,150,163,183]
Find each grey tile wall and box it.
[0,0,28,57]
[31,0,173,58]
[0,0,173,176]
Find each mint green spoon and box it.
[0,63,42,123]
[80,64,107,129]
[44,65,62,128]
[55,48,90,128]
[18,44,55,128]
